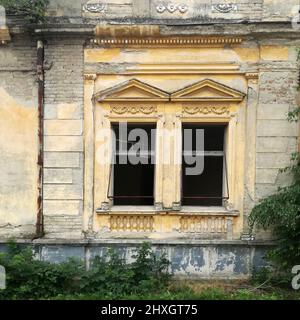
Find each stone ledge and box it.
[96,206,239,216]
[27,22,300,38]
[0,239,276,246]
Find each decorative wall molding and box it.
[110,215,154,232]
[245,72,259,79]
[171,79,245,102]
[180,216,228,234]
[125,63,240,75]
[183,105,230,115]
[83,2,106,13]
[94,25,161,38]
[95,79,245,106]
[95,78,169,102]
[110,105,157,115]
[212,3,238,13]
[90,37,243,47]
[156,3,188,14]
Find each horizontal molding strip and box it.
[90,36,243,47]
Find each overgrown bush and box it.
[249,106,300,283]
[0,241,171,300]
[0,0,48,23]
[249,180,300,269]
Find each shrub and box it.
[249,181,300,270]
[0,0,49,23]
[0,241,171,300]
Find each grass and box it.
[51,280,300,300]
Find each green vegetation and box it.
[51,287,300,300]
[0,241,170,300]
[0,0,49,23]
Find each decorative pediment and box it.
[170,79,245,102]
[96,79,169,102]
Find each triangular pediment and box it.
[171,79,245,102]
[96,79,169,102]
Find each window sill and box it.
[170,206,239,216]
[96,205,239,216]
[96,206,156,214]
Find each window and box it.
[109,123,156,206]
[181,123,227,206]
[93,78,245,215]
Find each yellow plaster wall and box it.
[87,45,251,95]
[0,88,38,228]
[85,47,250,65]
[260,45,289,61]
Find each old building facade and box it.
[0,0,299,278]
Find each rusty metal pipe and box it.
[35,39,44,238]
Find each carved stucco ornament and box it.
[83,2,106,13]
[183,105,230,115]
[178,4,188,13]
[156,3,188,14]
[110,105,157,115]
[212,3,237,13]
[167,4,177,13]
[223,199,235,211]
[156,3,166,13]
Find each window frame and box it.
[108,121,157,207]
[180,122,229,207]
[176,116,237,212]
[95,114,162,213]
[93,78,244,216]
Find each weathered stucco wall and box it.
[245,43,299,239]
[0,0,300,277]
[0,36,38,238]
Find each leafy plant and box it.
[81,243,171,298]
[0,241,171,300]
[130,242,171,293]
[0,0,49,23]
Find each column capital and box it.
[84,73,97,81]
[245,72,259,83]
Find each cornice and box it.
[90,36,243,47]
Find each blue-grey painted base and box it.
[0,239,272,279]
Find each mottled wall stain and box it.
[0,88,37,234]
[15,243,269,279]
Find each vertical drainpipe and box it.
[36,39,45,238]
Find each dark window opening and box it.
[181,123,226,206]
[110,123,156,206]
